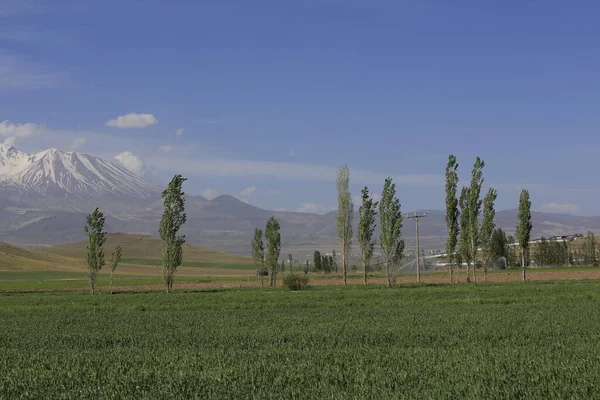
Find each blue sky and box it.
[1,0,600,215]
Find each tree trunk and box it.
[484,263,487,283]
[363,262,368,285]
[89,271,95,295]
[473,261,477,283]
[450,263,454,284]
[521,248,526,282]
[466,262,470,283]
[343,252,347,286]
[110,270,114,295]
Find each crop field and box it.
[2,282,600,398]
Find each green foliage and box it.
[459,186,472,267]
[336,165,354,285]
[480,188,498,274]
[265,216,281,287]
[159,174,188,293]
[582,231,597,266]
[532,238,569,268]
[379,177,403,288]
[109,245,122,273]
[4,283,600,398]
[108,245,122,294]
[313,250,322,272]
[358,186,378,284]
[489,228,509,268]
[516,189,532,278]
[84,207,106,294]
[445,155,460,280]
[282,273,309,291]
[251,229,265,276]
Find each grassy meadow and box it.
[2,281,600,398]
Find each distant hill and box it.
[2,147,600,256]
[45,233,252,265]
[0,242,80,271]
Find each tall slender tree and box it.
[252,228,265,286]
[582,231,597,266]
[445,155,460,284]
[313,250,322,272]
[459,186,472,281]
[516,189,532,281]
[108,245,122,295]
[480,188,497,282]
[331,249,338,273]
[379,178,403,288]
[159,175,187,293]
[358,187,378,285]
[85,208,106,295]
[467,157,485,283]
[336,165,354,285]
[490,228,509,268]
[265,217,281,286]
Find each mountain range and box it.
[2,145,600,257]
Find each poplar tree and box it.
[322,255,329,273]
[459,187,472,281]
[467,157,485,283]
[379,178,403,288]
[108,245,122,295]
[516,189,532,281]
[85,207,106,295]
[252,228,265,286]
[444,155,460,283]
[583,231,596,266]
[313,250,322,272]
[159,174,187,293]
[480,188,497,282]
[265,216,281,286]
[358,187,378,285]
[336,165,354,285]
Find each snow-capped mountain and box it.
[0,144,159,211]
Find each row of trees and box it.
[337,166,405,288]
[312,251,336,273]
[85,174,188,294]
[251,217,282,286]
[445,155,533,282]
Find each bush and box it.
[282,274,309,291]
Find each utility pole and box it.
[408,213,426,282]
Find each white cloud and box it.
[114,151,145,176]
[540,202,578,214]
[289,150,296,157]
[296,203,335,215]
[105,113,158,129]
[146,157,443,186]
[67,137,86,151]
[158,145,175,153]
[200,188,218,199]
[3,136,17,146]
[0,120,43,137]
[240,186,257,196]
[176,128,184,136]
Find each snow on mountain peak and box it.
[0,146,159,199]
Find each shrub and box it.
[282,274,309,291]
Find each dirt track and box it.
[107,269,600,293]
[5,269,600,293]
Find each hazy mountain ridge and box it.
[2,146,600,255]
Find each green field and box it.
[2,282,600,398]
